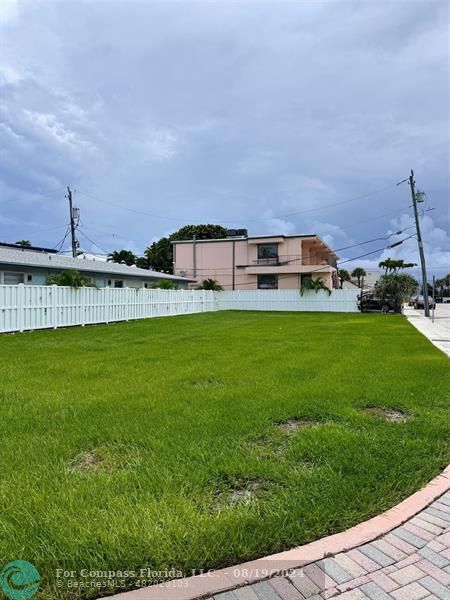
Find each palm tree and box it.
[300,277,331,296]
[46,269,95,288]
[337,269,351,289]
[196,278,223,291]
[107,250,136,266]
[16,240,31,246]
[351,267,367,289]
[378,258,417,274]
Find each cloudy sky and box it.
[0,0,448,276]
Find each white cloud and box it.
[0,0,447,260]
[341,213,450,279]
[23,109,97,152]
[0,0,18,26]
[309,221,348,248]
[140,129,179,162]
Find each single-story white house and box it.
[0,243,192,288]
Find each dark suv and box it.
[358,292,397,313]
[412,295,436,310]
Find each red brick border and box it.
[107,465,450,600]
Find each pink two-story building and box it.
[172,232,338,290]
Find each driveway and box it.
[404,303,450,357]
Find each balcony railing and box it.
[252,255,336,267]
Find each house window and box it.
[114,280,124,288]
[257,274,278,289]
[257,244,278,260]
[4,272,25,284]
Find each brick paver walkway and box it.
[212,492,450,600]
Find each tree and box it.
[107,250,137,266]
[16,240,31,246]
[378,258,417,274]
[151,279,177,289]
[196,278,223,291]
[135,256,150,270]
[300,277,331,296]
[46,269,95,288]
[436,275,450,298]
[351,267,367,289]
[170,224,227,241]
[145,224,228,274]
[145,237,173,273]
[337,269,351,289]
[375,273,418,313]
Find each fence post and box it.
[105,286,110,324]
[52,285,58,329]
[17,283,25,332]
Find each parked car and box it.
[358,292,396,313]
[436,297,450,304]
[412,295,436,310]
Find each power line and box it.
[77,229,112,254]
[74,181,401,224]
[53,227,71,253]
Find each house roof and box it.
[0,241,58,253]
[0,247,192,282]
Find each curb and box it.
[107,464,450,600]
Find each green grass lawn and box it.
[1,311,449,599]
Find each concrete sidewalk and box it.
[404,304,450,357]
[213,491,450,600]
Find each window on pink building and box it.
[257,274,278,289]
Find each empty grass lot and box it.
[1,311,449,599]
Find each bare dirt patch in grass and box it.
[365,407,410,423]
[68,443,144,473]
[275,418,321,432]
[211,477,276,511]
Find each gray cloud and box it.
[0,0,448,275]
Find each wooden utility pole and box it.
[67,186,78,258]
[409,170,430,317]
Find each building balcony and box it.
[240,255,337,270]
[239,255,336,276]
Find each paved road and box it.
[404,303,450,357]
[213,491,450,600]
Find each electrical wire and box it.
[53,227,71,253]
[77,229,112,254]
[74,181,401,224]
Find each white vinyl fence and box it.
[0,286,359,333]
[0,286,217,333]
[218,289,359,312]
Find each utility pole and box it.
[409,170,430,317]
[67,186,78,258]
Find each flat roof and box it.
[0,248,193,282]
[0,241,58,253]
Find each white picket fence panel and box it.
[0,286,359,333]
[217,289,359,313]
